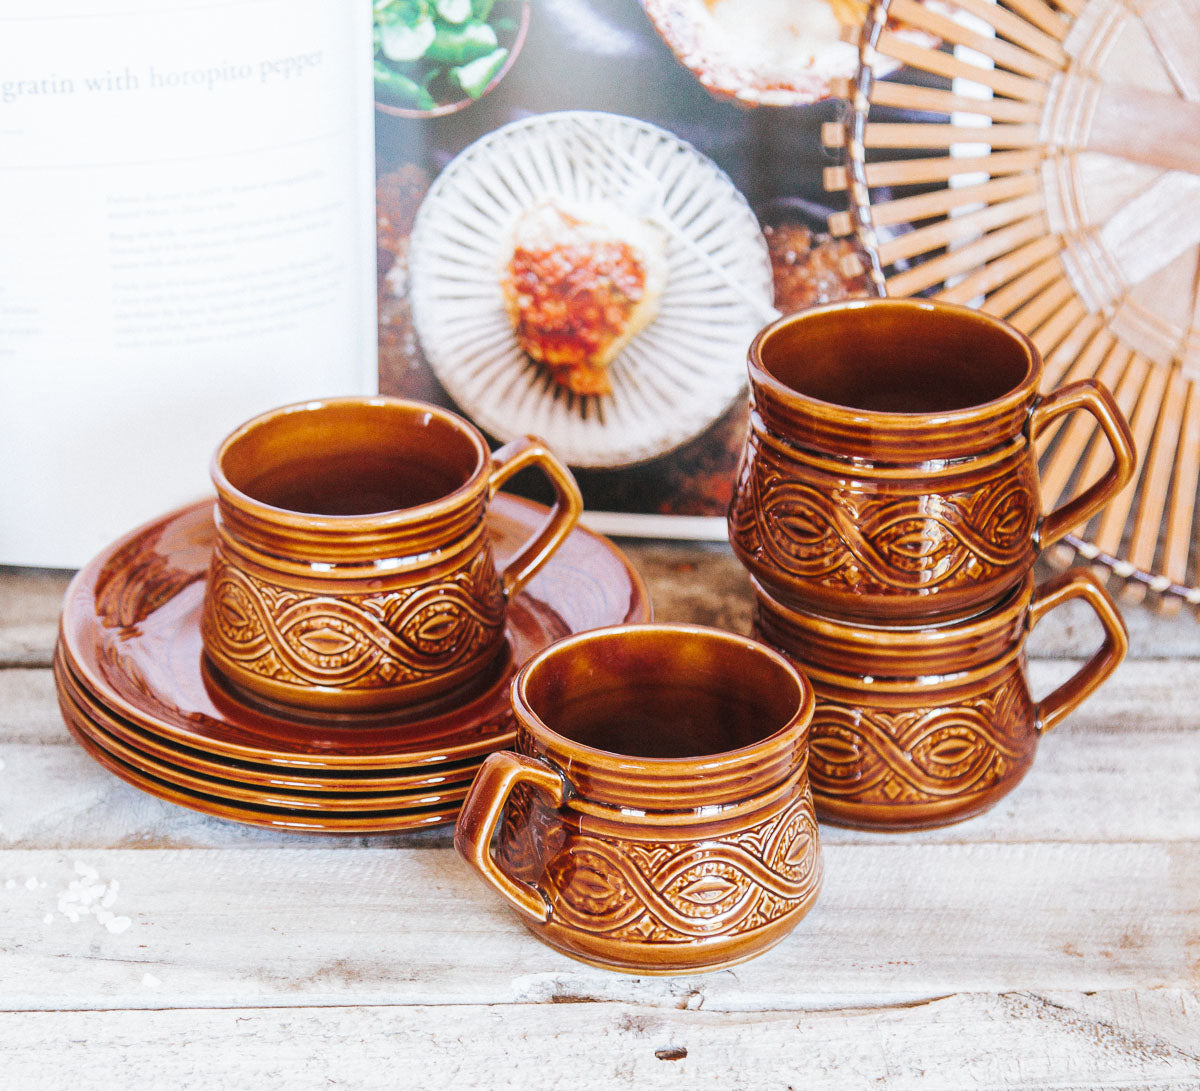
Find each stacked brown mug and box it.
[728,299,1137,830]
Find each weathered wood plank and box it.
[0,842,1194,1010]
[2,662,1196,849]
[0,567,70,668]
[0,991,1196,1090]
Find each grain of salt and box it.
[55,863,131,933]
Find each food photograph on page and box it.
[373,0,875,536]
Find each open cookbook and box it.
[1,0,871,566]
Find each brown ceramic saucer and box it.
[55,649,486,794]
[57,651,476,808]
[58,496,650,771]
[58,679,474,813]
[60,703,467,833]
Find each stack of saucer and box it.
[54,495,649,833]
[729,300,1135,830]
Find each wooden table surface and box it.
[1,543,1198,1089]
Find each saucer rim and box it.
[55,646,488,792]
[60,702,469,833]
[57,667,476,812]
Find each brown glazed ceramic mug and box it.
[753,567,1128,830]
[454,624,823,974]
[729,299,1136,622]
[201,396,583,713]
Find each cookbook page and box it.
[0,0,376,567]
[373,0,872,538]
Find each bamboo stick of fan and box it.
[946,0,1068,61]
[1086,358,1169,582]
[940,239,1062,306]
[1029,296,1090,360]
[828,175,1039,237]
[824,149,1042,192]
[1042,322,1111,396]
[1006,277,1077,337]
[1160,379,1200,615]
[1121,368,1190,604]
[1046,351,1151,570]
[976,256,1063,318]
[1050,0,1083,19]
[1039,310,1105,391]
[876,194,1046,266]
[876,30,1049,101]
[844,79,1043,123]
[887,0,1063,79]
[885,216,1049,298]
[1002,0,1072,39]
[824,122,1043,151]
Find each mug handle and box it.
[1027,568,1128,735]
[454,749,567,924]
[1030,379,1136,548]
[488,437,584,599]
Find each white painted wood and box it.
[0,840,1193,1011]
[0,991,1196,1091]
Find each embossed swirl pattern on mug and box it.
[730,442,1037,594]
[506,789,822,943]
[807,670,1037,807]
[202,549,506,690]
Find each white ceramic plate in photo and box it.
[639,0,943,107]
[407,110,774,467]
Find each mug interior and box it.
[758,302,1033,413]
[219,400,486,517]
[521,628,802,760]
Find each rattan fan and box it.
[825,0,1200,612]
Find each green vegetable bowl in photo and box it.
[373,0,530,117]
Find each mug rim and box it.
[211,395,492,533]
[748,298,1041,428]
[510,622,815,775]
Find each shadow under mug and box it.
[454,624,823,975]
[729,299,1137,622]
[753,566,1128,830]
[200,396,583,714]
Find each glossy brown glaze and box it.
[55,651,487,793]
[455,624,822,975]
[57,697,468,834]
[57,496,650,784]
[753,568,1128,830]
[202,397,583,712]
[729,299,1136,621]
[57,670,474,811]
[55,649,486,797]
